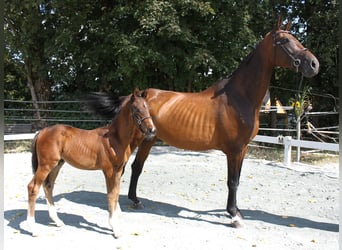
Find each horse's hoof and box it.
[232,220,245,228]
[131,201,144,210]
[231,216,245,228]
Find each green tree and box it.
[5,0,54,128]
[37,0,258,94]
[5,0,338,130]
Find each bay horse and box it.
[26,88,156,238]
[89,18,319,228]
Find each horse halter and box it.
[130,104,152,132]
[273,31,308,72]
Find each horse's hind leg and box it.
[43,160,65,227]
[128,137,156,209]
[27,166,51,236]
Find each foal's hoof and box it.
[113,231,122,239]
[131,201,144,210]
[26,220,40,237]
[55,221,65,227]
[31,231,40,237]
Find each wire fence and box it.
[4,99,339,144]
[4,99,108,133]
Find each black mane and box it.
[85,92,128,120]
[226,46,257,79]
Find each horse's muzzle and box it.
[144,127,156,140]
[300,53,319,78]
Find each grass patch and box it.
[247,142,339,165]
[247,144,284,162]
[4,140,32,153]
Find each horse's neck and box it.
[110,105,134,148]
[229,41,273,109]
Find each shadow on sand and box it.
[5,190,338,235]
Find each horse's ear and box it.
[284,20,292,31]
[133,87,140,97]
[274,15,283,30]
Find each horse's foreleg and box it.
[27,168,50,236]
[104,166,124,238]
[226,147,247,228]
[43,161,64,227]
[128,137,156,209]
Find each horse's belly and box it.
[156,126,218,151]
[162,138,216,151]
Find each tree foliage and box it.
[5,0,339,110]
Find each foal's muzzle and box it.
[136,116,156,139]
[145,127,157,139]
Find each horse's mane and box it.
[85,92,128,120]
[212,45,258,98]
[226,46,257,80]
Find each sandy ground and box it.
[4,146,339,250]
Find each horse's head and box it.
[268,17,319,78]
[130,87,156,139]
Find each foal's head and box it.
[130,87,156,139]
[266,17,319,78]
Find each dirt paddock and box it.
[4,146,339,249]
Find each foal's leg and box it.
[226,147,247,228]
[27,166,51,236]
[104,166,124,238]
[128,137,156,208]
[42,160,65,227]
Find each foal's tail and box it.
[31,132,40,174]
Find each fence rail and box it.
[4,133,339,167]
[253,135,339,166]
[4,99,339,166]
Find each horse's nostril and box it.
[150,127,156,134]
[311,60,316,69]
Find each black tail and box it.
[84,92,127,120]
[31,132,40,174]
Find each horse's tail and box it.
[31,132,40,174]
[84,92,127,120]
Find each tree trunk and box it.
[25,63,42,130]
[25,61,50,129]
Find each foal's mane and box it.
[85,92,128,120]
